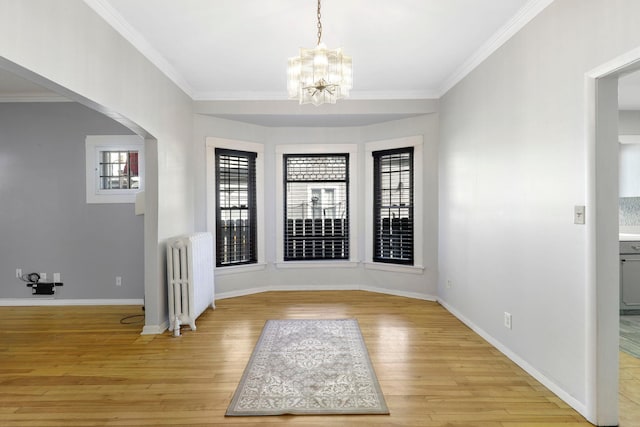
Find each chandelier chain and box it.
[316,0,322,45]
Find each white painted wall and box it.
[0,0,194,331]
[619,111,640,198]
[193,114,438,299]
[438,0,640,423]
[619,142,640,197]
[620,110,640,134]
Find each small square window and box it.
[86,135,144,204]
[99,150,140,191]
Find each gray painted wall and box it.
[438,0,640,422]
[1,0,195,332]
[0,102,143,299]
[193,113,439,299]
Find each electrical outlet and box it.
[40,273,47,281]
[116,276,122,287]
[16,268,22,278]
[53,273,60,282]
[504,312,512,329]
[446,279,453,289]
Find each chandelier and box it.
[287,0,352,106]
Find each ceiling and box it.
[2,0,640,126]
[0,68,67,102]
[87,0,538,100]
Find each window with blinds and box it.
[373,147,414,264]
[215,148,257,267]
[284,154,349,261]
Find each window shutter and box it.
[284,154,349,261]
[215,148,257,267]
[373,147,414,264]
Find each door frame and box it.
[586,46,640,425]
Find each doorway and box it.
[0,57,158,334]
[617,69,640,426]
[588,47,640,426]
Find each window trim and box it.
[85,135,145,204]
[275,144,358,268]
[206,137,265,273]
[365,136,424,273]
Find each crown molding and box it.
[438,0,555,97]
[193,91,289,101]
[82,0,194,98]
[346,90,440,100]
[0,94,72,103]
[192,89,440,102]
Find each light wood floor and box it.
[0,291,637,426]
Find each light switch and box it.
[574,205,586,225]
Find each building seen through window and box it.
[373,147,414,265]
[284,154,349,261]
[215,148,257,267]
[99,151,140,190]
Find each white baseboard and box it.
[216,286,268,300]
[437,298,587,419]
[216,284,434,302]
[141,320,168,335]
[215,284,360,300]
[361,285,437,301]
[269,283,361,292]
[0,298,144,307]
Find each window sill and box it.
[86,193,138,204]
[275,261,359,269]
[215,262,266,276]
[363,262,424,275]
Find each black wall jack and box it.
[27,281,64,295]
[21,273,64,295]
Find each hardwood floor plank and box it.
[0,291,624,426]
[620,350,640,427]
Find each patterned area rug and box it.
[226,319,389,416]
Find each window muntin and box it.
[284,154,349,261]
[99,151,140,190]
[373,147,414,265]
[215,148,257,267]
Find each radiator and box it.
[166,232,215,336]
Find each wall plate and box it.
[574,205,586,224]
